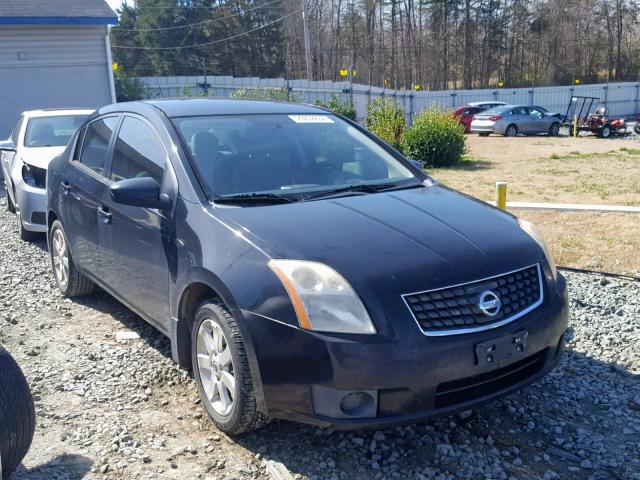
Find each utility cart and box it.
[562,95,630,138]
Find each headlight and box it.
[268,259,376,334]
[22,163,37,187]
[518,218,557,278]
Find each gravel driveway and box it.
[0,186,639,480]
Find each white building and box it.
[0,0,117,138]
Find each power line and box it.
[113,0,283,32]
[112,10,301,50]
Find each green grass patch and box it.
[620,147,640,155]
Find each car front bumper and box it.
[14,178,47,232]
[242,274,569,429]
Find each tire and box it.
[49,220,94,297]
[504,124,518,137]
[16,210,39,242]
[548,122,560,137]
[600,125,611,138]
[478,132,490,137]
[634,122,640,135]
[0,345,36,480]
[6,191,15,214]
[192,300,268,435]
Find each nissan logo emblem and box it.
[478,290,501,316]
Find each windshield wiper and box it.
[303,181,422,201]
[214,192,298,205]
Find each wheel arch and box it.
[505,123,518,136]
[172,270,267,412]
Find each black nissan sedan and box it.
[46,99,568,434]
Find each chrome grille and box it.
[403,264,543,336]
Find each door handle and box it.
[98,205,112,224]
[61,181,71,195]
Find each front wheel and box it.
[548,122,560,137]
[6,192,15,214]
[192,300,268,435]
[504,124,518,137]
[16,210,39,242]
[600,125,612,138]
[49,220,94,297]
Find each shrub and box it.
[230,87,294,102]
[403,108,466,167]
[115,76,146,102]
[314,96,357,121]
[364,98,406,150]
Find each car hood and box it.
[219,185,544,298]
[19,146,66,169]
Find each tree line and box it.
[111,0,640,90]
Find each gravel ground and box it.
[0,185,639,480]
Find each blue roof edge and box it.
[0,16,117,25]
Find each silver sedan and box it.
[470,105,561,137]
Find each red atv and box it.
[585,105,628,138]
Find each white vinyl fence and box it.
[133,76,640,124]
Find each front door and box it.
[98,115,172,328]
[60,116,118,272]
[527,107,547,134]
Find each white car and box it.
[1,109,92,240]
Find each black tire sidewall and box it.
[0,345,36,478]
[191,303,248,433]
[601,126,611,138]
[549,123,560,136]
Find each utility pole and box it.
[301,0,313,81]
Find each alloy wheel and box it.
[52,228,69,289]
[196,319,236,416]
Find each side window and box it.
[11,116,24,146]
[79,117,118,176]
[73,128,86,161]
[110,117,165,184]
[528,108,543,119]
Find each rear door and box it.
[59,116,119,272]
[508,107,529,132]
[98,115,172,327]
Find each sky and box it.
[106,0,127,13]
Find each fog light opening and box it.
[339,391,374,417]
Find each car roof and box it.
[102,98,329,118]
[468,101,507,106]
[24,109,94,118]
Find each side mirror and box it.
[408,159,423,171]
[110,177,171,209]
[0,140,16,152]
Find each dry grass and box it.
[429,135,640,275]
[431,136,640,206]
[516,211,640,276]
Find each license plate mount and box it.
[475,330,528,368]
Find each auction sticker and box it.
[288,115,334,124]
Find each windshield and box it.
[173,113,417,199]
[24,115,88,148]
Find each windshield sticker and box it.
[288,115,334,124]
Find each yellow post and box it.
[573,114,578,138]
[496,182,508,210]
